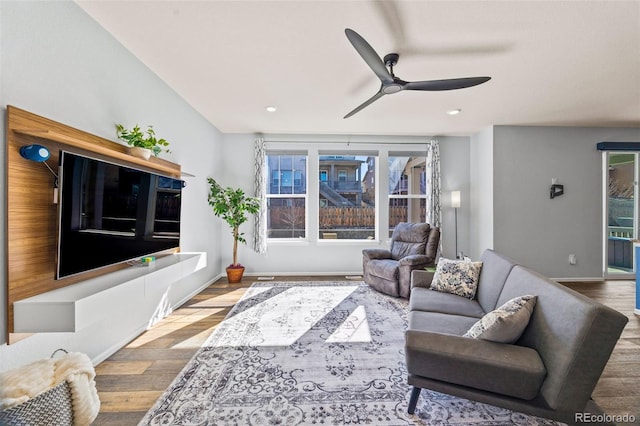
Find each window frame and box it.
[262,142,430,246]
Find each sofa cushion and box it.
[430,259,483,299]
[408,311,479,336]
[405,330,546,400]
[464,295,537,343]
[410,287,486,318]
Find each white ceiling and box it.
[76,0,640,136]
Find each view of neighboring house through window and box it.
[388,154,427,238]
[266,153,307,238]
[318,154,376,240]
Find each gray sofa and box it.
[406,249,628,425]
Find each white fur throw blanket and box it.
[0,352,100,425]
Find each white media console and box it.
[14,253,206,333]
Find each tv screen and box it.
[57,151,183,278]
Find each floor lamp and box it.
[451,191,461,259]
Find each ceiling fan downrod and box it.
[383,53,399,77]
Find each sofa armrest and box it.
[405,330,546,400]
[362,249,392,261]
[411,270,435,289]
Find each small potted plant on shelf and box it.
[207,177,261,283]
[115,123,171,160]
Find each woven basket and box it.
[0,381,74,426]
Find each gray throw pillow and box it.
[464,295,538,343]
[430,258,483,299]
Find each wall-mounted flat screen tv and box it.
[57,151,184,278]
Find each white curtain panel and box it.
[253,135,267,253]
[426,139,442,255]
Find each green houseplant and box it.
[116,124,170,159]
[207,177,261,283]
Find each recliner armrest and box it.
[362,249,392,261]
[399,254,433,266]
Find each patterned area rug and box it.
[140,282,562,425]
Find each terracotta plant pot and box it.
[226,266,245,283]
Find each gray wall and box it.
[492,125,640,278]
[0,1,222,367]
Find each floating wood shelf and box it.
[13,129,180,177]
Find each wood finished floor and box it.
[92,277,639,425]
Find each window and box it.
[266,153,307,238]
[318,153,375,240]
[388,154,427,237]
[264,147,431,243]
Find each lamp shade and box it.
[20,144,50,162]
[451,191,461,208]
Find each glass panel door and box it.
[606,152,636,276]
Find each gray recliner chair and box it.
[362,222,440,299]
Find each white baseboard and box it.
[244,271,363,278]
[552,277,604,283]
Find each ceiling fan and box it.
[344,28,491,119]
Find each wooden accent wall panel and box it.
[5,106,181,339]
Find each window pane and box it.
[388,155,426,237]
[267,154,307,195]
[389,198,426,237]
[318,155,375,239]
[389,156,426,195]
[607,152,635,273]
[267,198,306,238]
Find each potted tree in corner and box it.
[207,178,261,283]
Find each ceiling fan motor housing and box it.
[384,53,399,68]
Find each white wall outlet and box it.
[569,254,577,265]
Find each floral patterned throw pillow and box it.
[430,258,483,299]
[464,295,538,343]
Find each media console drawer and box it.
[13,253,206,333]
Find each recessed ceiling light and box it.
[447,109,462,115]
[265,105,277,113]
